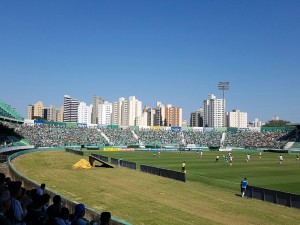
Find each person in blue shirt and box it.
[241,178,248,198]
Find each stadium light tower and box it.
[218,82,229,127]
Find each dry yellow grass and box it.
[12,151,300,225]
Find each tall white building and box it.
[227,109,248,128]
[112,97,125,126]
[63,95,80,122]
[111,96,142,126]
[128,96,142,126]
[77,102,93,124]
[203,94,225,127]
[98,101,112,125]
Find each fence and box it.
[140,164,186,182]
[246,185,300,209]
[111,158,137,170]
[65,148,84,156]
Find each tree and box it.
[32,116,46,121]
[262,120,290,127]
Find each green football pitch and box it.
[12,149,300,225]
[92,149,300,194]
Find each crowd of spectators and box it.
[0,173,111,225]
[135,129,182,146]
[14,125,109,148]
[103,128,139,146]
[6,124,297,149]
[224,130,294,149]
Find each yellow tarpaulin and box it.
[72,159,92,169]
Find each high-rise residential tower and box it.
[111,96,142,126]
[63,95,79,122]
[165,104,182,127]
[77,102,93,124]
[98,101,112,125]
[203,94,225,127]
[92,95,105,124]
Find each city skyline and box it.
[1,1,299,123]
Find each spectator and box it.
[55,207,71,225]
[71,204,89,225]
[42,194,51,212]
[6,181,28,225]
[37,184,46,196]
[25,194,48,225]
[46,195,62,220]
[99,212,111,225]
[0,189,12,225]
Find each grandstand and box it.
[0,99,33,157]
[0,99,24,122]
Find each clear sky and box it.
[1,0,299,123]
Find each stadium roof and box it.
[0,99,24,123]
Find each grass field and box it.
[11,149,300,225]
[91,149,300,194]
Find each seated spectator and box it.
[42,194,51,212]
[4,177,11,189]
[99,212,111,225]
[25,194,48,225]
[71,204,89,225]
[6,181,29,225]
[37,183,46,196]
[0,189,12,225]
[55,207,71,225]
[46,195,62,219]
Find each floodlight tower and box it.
[218,82,229,127]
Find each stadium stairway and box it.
[284,141,294,150]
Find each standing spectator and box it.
[241,178,248,198]
[37,183,46,195]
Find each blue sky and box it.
[1,0,299,123]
